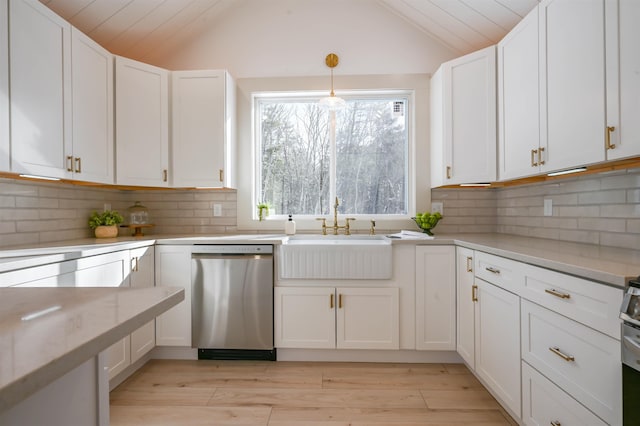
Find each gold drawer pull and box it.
[545,288,571,299]
[485,266,500,274]
[66,155,73,172]
[531,149,538,167]
[338,294,343,309]
[75,157,81,173]
[466,256,473,273]
[549,346,575,362]
[551,421,561,426]
[330,294,334,309]
[538,147,545,165]
[472,284,478,302]
[446,166,452,179]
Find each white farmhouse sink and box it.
[279,235,392,279]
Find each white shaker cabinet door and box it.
[336,287,399,350]
[0,0,8,172]
[172,70,229,188]
[129,246,156,364]
[415,245,456,351]
[444,46,497,185]
[455,246,475,368]
[607,0,640,160]
[155,245,192,347]
[115,56,169,187]
[70,28,114,184]
[539,0,606,172]
[9,0,71,179]
[475,278,521,418]
[275,286,336,349]
[498,6,540,180]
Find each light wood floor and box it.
[110,360,517,425]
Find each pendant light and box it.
[319,53,346,110]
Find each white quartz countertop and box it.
[0,286,184,412]
[0,232,638,287]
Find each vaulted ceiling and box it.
[39,0,539,60]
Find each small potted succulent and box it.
[257,202,271,221]
[89,210,124,238]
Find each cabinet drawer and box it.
[521,264,622,339]
[521,301,621,425]
[474,251,524,293]
[522,362,607,426]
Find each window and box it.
[255,91,410,218]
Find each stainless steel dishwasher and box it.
[191,244,275,360]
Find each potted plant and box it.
[257,202,271,221]
[89,210,124,238]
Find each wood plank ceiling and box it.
[39,0,539,59]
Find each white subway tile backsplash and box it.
[0,166,638,250]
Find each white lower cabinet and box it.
[274,286,399,350]
[415,245,455,350]
[155,245,192,347]
[522,362,607,426]
[521,300,621,425]
[475,278,521,418]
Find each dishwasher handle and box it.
[192,253,272,260]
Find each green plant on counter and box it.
[411,211,443,236]
[88,210,124,229]
[257,202,271,221]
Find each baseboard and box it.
[275,349,462,363]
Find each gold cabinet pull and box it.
[538,147,545,165]
[466,256,473,273]
[531,149,538,167]
[549,346,575,362]
[550,421,562,426]
[131,257,139,272]
[163,169,168,182]
[485,266,500,275]
[606,126,616,150]
[74,157,81,173]
[330,293,334,309]
[446,166,452,179]
[66,155,74,172]
[545,288,571,299]
[219,169,224,182]
[472,284,478,302]
[338,294,343,309]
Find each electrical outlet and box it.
[213,203,222,217]
[544,199,553,216]
[431,202,444,215]
[103,203,111,212]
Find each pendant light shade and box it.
[319,53,346,110]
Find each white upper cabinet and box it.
[0,0,8,172]
[431,46,496,187]
[539,0,607,172]
[115,56,169,187]
[9,0,71,179]
[70,28,114,184]
[172,70,236,188]
[498,6,540,180]
[606,0,640,160]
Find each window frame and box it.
[252,89,415,221]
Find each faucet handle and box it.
[369,219,376,235]
[316,218,327,235]
[345,217,356,235]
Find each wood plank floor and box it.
[110,360,518,425]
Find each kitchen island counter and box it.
[0,286,184,420]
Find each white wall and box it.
[150,0,456,77]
